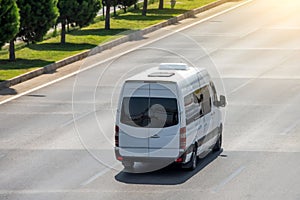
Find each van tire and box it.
[213,127,222,152]
[187,146,198,171]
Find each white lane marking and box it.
[228,78,254,95]
[281,119,300,135]
[222,75,300,80]
[211,166,245,193]
[168,0,254,33]
[221,47,300,50]
[0,154,5,159]
[0,189,157,194]
[80,163,119,186]
[0,0,253,106]
[0,190,72,194]
[0,112,72,115]
[60,111,94,128]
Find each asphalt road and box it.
[1,0,300,199]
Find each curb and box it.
[0,0,232,90]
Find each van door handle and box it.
[150,134,160,138]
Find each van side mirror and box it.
[219,95,226,107]
[214,95,226,107]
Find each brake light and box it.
[117,156,123,161]
[115,125,119,147]
[180,127,186,149]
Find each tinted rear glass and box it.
[120,97,178,128]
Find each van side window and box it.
[210,82,218,102]
[184,93,199,125]
[202,85,211,115]
[184,85,212,125]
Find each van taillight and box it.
[117,156,123,161]
[115,125,119,147]
[180,127,186,149]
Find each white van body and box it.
[114,63,226,170]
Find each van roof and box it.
[125,63,209,84]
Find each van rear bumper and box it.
[115,147,188,163]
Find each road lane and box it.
[1,0,300,199]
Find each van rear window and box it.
[120,97,178,128]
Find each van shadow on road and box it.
[115,150,223,185]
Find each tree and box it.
[105,0,111,30]
[57,0,77,44]
[17,0,59,43]
[142,0,147,16]
[0,0,19,48]
[57,0,100,44]
[7,0,58,61]
[119,0,138,13]
[0,0,20,61]
[102,0,105,18]
[158,0,163,10]
[74,0,101,27]
[103,0,120,17]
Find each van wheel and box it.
[213,132,222,152]
[188,147,198,171]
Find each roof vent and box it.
[159,63,189,70]
[148,72,175,77]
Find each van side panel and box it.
[180,73,201,150]
[180,71,217,158]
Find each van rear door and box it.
[118,82,180,159]
[148,83,180,158]
[118,82,150,157]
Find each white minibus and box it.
[115,63,226,171]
